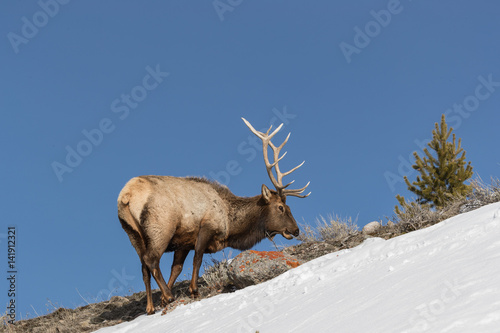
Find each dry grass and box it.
[298,213,359,243]
[393,198,457,233]
[201,252,232,293]
[467,177,500,206]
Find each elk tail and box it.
[118,195,146,254]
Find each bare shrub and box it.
[394,198,438,233]
[201,253,232,292]
[393,196,468,233]
[394,177,500,233]
[298,214,358,243]
[465,177,500,208]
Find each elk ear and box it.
[261,184,272,204]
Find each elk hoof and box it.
[146,306,155,315]
[190,290,199,299]
[161,295,175,306]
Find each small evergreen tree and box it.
[396,114,473,211]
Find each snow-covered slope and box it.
[96,202,500,333]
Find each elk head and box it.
[242,118,310,240]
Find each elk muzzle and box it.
[282,228,300,239]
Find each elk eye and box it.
[279,205,284,212]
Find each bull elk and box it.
[117,118,310,314]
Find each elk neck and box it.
[225,195,268,250]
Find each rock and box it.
[387,221,394,227]
[109,296,130,305]
[227,250,302,289]
[79,319,92,330]
[362,221,381,235]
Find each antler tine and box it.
[283,181,311,198]
[242,117,310,198]
[268,124,283,140]
[270,151,287,167]
[282,160,305,177]
[242,118,265,139]
[265,125,272,135]
[277,132,291,150]
[286,191,311,198]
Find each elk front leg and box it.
[190,228,214,298]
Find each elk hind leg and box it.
[141,262,155,315]
[143,249,175,306]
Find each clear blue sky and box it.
[1,0,499,319]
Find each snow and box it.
[95,202,500,333]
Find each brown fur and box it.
[117,175,300,314]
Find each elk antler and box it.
[242,118,310,198]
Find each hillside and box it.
[93,202,500,332]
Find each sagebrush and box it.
[298,213,358,243]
